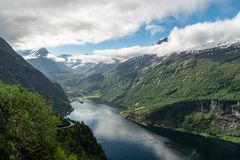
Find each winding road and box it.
[57,120,74,129]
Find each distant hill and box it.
[0,37,71,115]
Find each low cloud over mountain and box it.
[92,12,240,60]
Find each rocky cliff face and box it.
[145,100,240,140]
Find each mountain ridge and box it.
[18,48,121,73]
[71,41,240,142]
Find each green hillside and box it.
[73,43,240,142]
[0,82,106,160]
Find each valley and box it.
[69,100,240,160]
[22,41,240,144]
[1,2,240,159]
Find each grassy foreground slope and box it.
[0,82,106,160]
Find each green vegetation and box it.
[69,46,240,143]
[120,57,240,117]
[180,111,240,142]
[74,50,240,114]
[57,121,106,160]
[0,82,106,160]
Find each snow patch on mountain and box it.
[21,48,64,62]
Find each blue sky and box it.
[48,0,240,55]
[1,0,239,56]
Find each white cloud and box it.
[47,53,65,62]
[90,12,240,61]
[145,24,164,36]
[0,0,216,49]
[67,54,117,64]
[36,11,240,65]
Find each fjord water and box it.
[69,101,240,160]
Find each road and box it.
[57,120,74,129]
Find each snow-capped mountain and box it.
[32,47,48,57]
[154,37,168,45]
[71,58,120,75]
[18,48,71,79]
[20,47,65,62]
[18,48,120,78]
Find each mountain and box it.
[72,58,120,75]
[71,62,97,74]
[0,37,71,115]
[58,53,72,60]
[154,37,168,45]
[18,48,71,79]
[74,54,161,99]
[18,49,120,82]
[17,49,33,56]
[33,47,49,57]
[72,41,240,142]
[0,37,107,159]
[89,60,120,74]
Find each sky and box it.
[0,0,240,61]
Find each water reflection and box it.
[69,101,190,160]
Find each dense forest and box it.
[0,82,106,160]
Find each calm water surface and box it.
[68,100,240,160]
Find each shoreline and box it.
[73,97,240,144]
[126,116,240,145]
